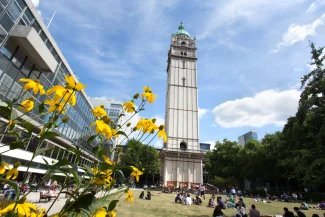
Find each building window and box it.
[180,141,187,150]
[182,60,185,69]
[182,77,186,86]
[181,41,186,45]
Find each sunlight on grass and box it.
[113,189,325,217]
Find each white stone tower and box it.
[160,23,205,189]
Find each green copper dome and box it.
[174,22,190,37]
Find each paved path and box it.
[25,189,124,216]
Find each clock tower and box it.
[160,23,205,188]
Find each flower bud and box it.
[133,93,139,99]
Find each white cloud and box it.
[198,108,209,119]
[212,89,301,128]
[273,13,325,52]
[199,0,306,39]
[31,0,40,7]
[306,0,325,13]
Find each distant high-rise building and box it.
[238,131,258,146]
[90,97,123,158]
[199,143,211,152]
[90,97,123,124]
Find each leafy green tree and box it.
[282,42,325,189]
[121,139,160,185]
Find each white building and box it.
[160,23,205,189]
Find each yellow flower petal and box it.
[20,99,34,112]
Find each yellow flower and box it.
[93,120,112,139]
[65,75,85,91]
[19,78,45,95]
[0,199,37,217]
[102,155,114,165]
[92,105,107,118]
[158,128,167,143]
[136,118,158,133]
[123,101,135,113]
[130,166,143,182]
[20,99,34,112]
[0,162,10,175]
[143,86,152,93]
[44,99,65,114]
[141,92,157,103]
[47,86,77,107]
[93,208,116,217]
[91,169,113,187]
[125,189,134,203]
[6,166,19,180]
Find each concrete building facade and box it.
[160,23,205,189]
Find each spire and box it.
[174,22,190,37]
[178,22,184,30]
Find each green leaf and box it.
[38,102,45,113]
[108,200,119,211]
[65,192,95,212]
[87,135,97,144]
[10,140,25,150]
[0,106,11,119]
[19,122,34,133]
[40,131,59,140]
[92,145,100,155]
[116,130,128,138]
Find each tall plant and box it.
[0,76,167,216]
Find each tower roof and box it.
[173,22,190,38]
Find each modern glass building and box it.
[90,97,123,124]
[238,131,258,146]
[0,0,98,180]
[199,143,211,152]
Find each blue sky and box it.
[34,0,325,148]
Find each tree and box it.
[121,139,160,185]
[282,42,325,189]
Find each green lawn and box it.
[109,189,325,217]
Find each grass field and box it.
[108,189,325,217]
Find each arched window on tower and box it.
[182,77,186,86]
[180,141,187,150]
[184,52,187,56]
[181,41,186,45]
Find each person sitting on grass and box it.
[300,202,309,210]
[236,197,246,209]
[226,195,236,208]
[316,201,325,210]
[249,204,260,217]
[175,193,182,203]
[236,203,247,217]
[184,193,192,205]
[139,191,145,199]
[293,207,306,217]
[208,196,216,208]
[217,196,226,209]
[193,195,202,205]
[145,191,151,200]
[283,207,294,217]
[213,205,224,217]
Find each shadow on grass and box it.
[187,215,210,217]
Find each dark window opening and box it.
[180,141,187,150]
[181,41,186,45]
